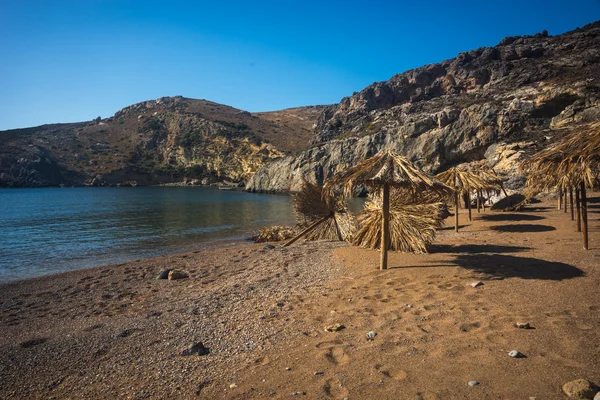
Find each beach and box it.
[1,198,599,399]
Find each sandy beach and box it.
[1,198,599,399]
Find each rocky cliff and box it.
[246,21,600,193]
[0,97,327,187]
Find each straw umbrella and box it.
[284,180,355,246]
[352,188,449,253]
[435,167,490,232]
[522,128,598,250]
[324,151,453,270]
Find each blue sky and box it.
[1,0,599,130]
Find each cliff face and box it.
[0,97,326,187]
[246,21,600,193]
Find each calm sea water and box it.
[0,187,296,283]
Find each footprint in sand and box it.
[377,365,408,381]
[323,346,350,365]
[322,378,349,399]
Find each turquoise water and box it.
[0,187,296,283]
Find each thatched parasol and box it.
[521,123,600,250]
[435,167,491,232]
[352,188,448,253]
[324,150,453,269]
[283,180,355,247]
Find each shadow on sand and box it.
[479,213,545,222]
[429,244,531,254]
[490,224,556,233]
[451,254,584,280]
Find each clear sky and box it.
[1,0,599,130]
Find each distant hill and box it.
[0,97,328,187]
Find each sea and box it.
[0,187,297,283]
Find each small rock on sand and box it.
[468,381,480,387]
[324,324,345,332]
[366,331,377,340]
[508,350,525,358]
[314,371,324,375]
[562,379,598,399]
[515,322,531,329]
[168,270,189,280]
[471,281,484,288]
[156,268,172,279]
[181,342,209,356]
[229,383,237,389]
[264,244,276,250]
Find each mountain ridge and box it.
[246,20,600,193]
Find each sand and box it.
[1,198,599,399]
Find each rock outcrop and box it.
[246,21,600,193]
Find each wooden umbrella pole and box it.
[581,182,588,250]
[569,188,574,221]
[476,190,481,213]
[467,191,472,221]
[334,216,343,241]
[564,189,568,213]
[454,190,460,232]
[576,188,581,232]
[380,183,390,270]
[283,215,329,247]
[558,191,562,210]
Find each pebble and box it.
[515,322,531,329]
[180,342,209,356]
[285,367,292,371]
[366,331,377,340]
[155,268,172,280]
[562,379,598,398]
[168,269,189,280]
[468,381,480,387]
[471,281,484,288]
[264,244,276,250]
[324,324,345,332]
[508,350,525,358]
[229,383,237,389]
[314,371,324,375]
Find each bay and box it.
[0,187,296,283]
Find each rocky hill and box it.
[246,21,600,193]
[0,97,327,187]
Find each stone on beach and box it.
[471,281,484,288]
[324,324,345,332]
[155,268,172,279]
[562,379,598,399]
[468,381,480,387]
[366,331,377,340]
[181,342,209,356]
[168,269,189,280]
[508,350,525,358]
[515,322,531,329]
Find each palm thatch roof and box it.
[252,225,297,243]
[292,180,355,241]
[352,188,447,253]
[435,166,494,193]
[323,151,454,198]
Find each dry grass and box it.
[252,226,297,243]
[352,188,447,253]
[292,180,356,241]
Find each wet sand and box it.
[1,198,599,399]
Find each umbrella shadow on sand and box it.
[429,244,531,254]
[479,213,545,222]
[451,253,584,280]
[489,224,556,233]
